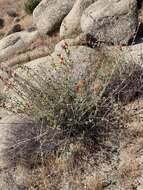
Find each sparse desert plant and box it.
[24,0,41,15]
[0,45,119,164]
[1,45,142,149]
[2,52,115,137]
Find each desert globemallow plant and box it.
[24,0,41,15]
[0,41,142,165]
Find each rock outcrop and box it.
[81,0,138,44]
[16,44,99,83]
[0,30,39,62]
[60,0,95,38]
[33,0,75,35]
[102,42,143,65]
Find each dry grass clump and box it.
[84,174,102,190]
[103,61,143,103]
[28,140,103,190]
[28,142,84,189]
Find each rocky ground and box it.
[0,0,143,190]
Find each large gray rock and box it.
[102,42,143,65]
[19,45,98,83]
[60,0,95,39]
[0,30,39,62]
[10,43,98,82]
[33,0,75,35]
[81,0,138,44]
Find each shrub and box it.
[1,44,141,155]
[0,51,119,149]
[24,0,41,15]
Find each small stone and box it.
[26,26,37,32]
[14,17,21,23]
